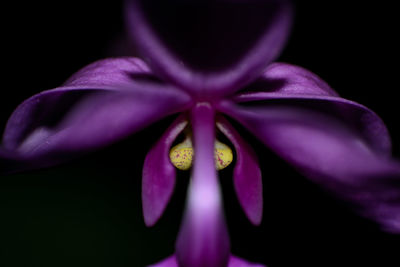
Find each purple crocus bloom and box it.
[1,0,400,266]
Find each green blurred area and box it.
[0,156,181,267]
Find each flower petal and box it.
[3,57,152,151]
[234,62,339,99]
[1,58,191,172]
[233,63,391,155]
[142,116,188,227]
[217,116,263,225]
[61,57,152,88]
[125,0,293,95]
[220,96,400,233]
[149,254,265,267]
[176,103,230,266]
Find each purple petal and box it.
[176,103,230,266]
[149,254,265,267]
[125,0,293,95]
[220,96,400,233]
[61,57,152,88]
[3,57,152,151]
[15,89,188,159]
[142,116,188,227]
[234,62,339,100]
[217,116,263,225]
[232,63,391,155]
[1,58,191,171]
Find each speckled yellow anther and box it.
[169,138,233,171]
[169,137,194,171]
[214,141,233,170]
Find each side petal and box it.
[2,57,154,151]
[125,0,293,95]
[142,116,188,227]
[61,57,152,88]
[234,62,339,100]
[233,63,391,156]
[5,89,189,166]
[219,97,400,233]
[176,103,230,267]
[217,116,263,225]
[1,58,191,172]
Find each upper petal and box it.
[125,0,293,96]
[219,65,400,232]
[1,58,191,173]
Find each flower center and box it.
[169,135,233,171]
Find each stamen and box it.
[214,140,233,170]
[169,136,233,171]
[169,136,194,171]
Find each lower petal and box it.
[142,115,188,226]
[175,103,230,266]
[217,116,263,225]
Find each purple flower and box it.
[1,0,400,266]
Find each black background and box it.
[1,1,399,266]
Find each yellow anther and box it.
[169,137,194,171]
[169,137,233,171]
[214,140,233,170]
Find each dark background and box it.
[1,1,399,266]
